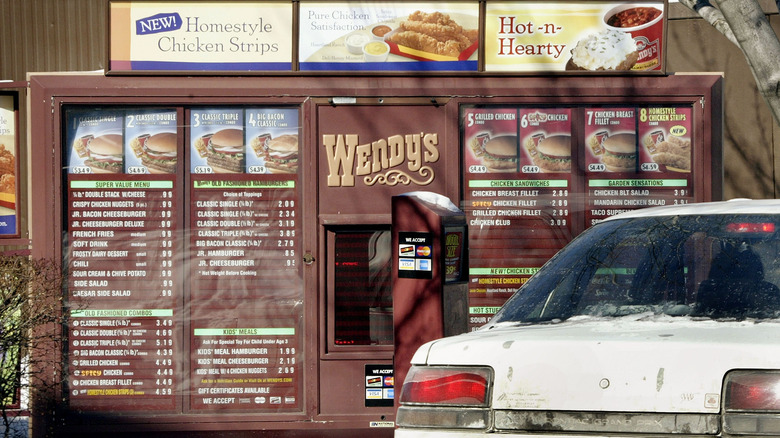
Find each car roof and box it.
[603,199,780,221]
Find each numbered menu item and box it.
[246,108,300,174]
[519,108,573,175]
[584,105,694,225]
[191,109,246,174]
[125,109,179,174]
[639,106,693,173]
[584,107,637,173]
[190,325,299,411]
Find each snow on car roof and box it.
[602,199,780,221]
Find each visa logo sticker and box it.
[136,13,183,35]
[399,259,416,270]
[366,388,383,399]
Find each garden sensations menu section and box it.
[188,108,302,412]
[65,108,181,411]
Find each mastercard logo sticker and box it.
[416,246,431,257]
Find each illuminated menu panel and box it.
[63,106,303,413]
[188,108,302,411]
[65,108,180,411]
[462,107,574,329]
[461,105,695,329]
[188,177,302,411]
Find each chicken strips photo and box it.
[388,11,478,57]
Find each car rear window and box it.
[492,214,780,323]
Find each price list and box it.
[189,177,299,302]
[69,309,176,410]
[462,107,574,329]
[190,325,299,410]
[66,177,179,411]
[189,174,303,411]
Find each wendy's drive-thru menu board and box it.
[63,106,302,412]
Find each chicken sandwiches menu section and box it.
[63,106,302,412]
[462,104,694,328]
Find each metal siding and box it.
[0,0,105,81]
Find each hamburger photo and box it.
[479,135,518,172]
[131,132,177,174]
[74,134,123,174]
[195,128,245,173]
[252,134,299,174]
[531,135,572,172]
[601,132,638,172]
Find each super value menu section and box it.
[462,105,695,329]
[63,106,302,413]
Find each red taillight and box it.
[725,371,780,411]
[400,366,491,406]
[726,223,776,233]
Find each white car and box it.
[397,199,780,437]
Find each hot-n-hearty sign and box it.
[323,133,440,187]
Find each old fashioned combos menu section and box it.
[63,106,302,413]
[462,105,694,328]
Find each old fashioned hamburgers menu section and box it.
[462,105,695,329]
[63,106,302,412]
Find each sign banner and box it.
[484,0,665,72]
[297,1,478,71]
[109,1,294,72]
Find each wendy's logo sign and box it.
[323,133,440,187]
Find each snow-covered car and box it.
[396,199,780,437]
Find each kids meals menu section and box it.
[63,106,303,413]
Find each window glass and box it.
[332,230,393,345]
[493,215,780,323]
